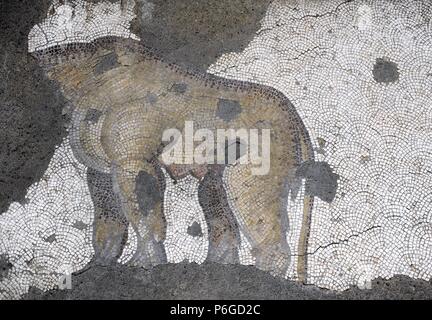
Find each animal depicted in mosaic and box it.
[32,36,315,282]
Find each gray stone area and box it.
[131,0,272,71]
[1,0,432,299]
[0,0,68,215]
[22,263,432,300]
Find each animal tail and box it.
[296,126,315,284]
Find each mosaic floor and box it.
[1,0,432,299]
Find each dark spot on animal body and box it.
[216,98,242,122]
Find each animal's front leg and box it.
[198,166,241,264]
[112,160,167,267]
[87,167,129,265]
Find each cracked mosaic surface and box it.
[1,0,432,298]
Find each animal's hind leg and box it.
[198,166,240,264]
[223,164,291,278]
[112,159,167,267]
[87,167,128,265]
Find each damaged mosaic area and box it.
[1,0,432,299]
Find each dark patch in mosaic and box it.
[296,160,339,203]
[216,98,242,122]
[84,108,103,123]
[0,254,13,281]
[145,92,158,105]
[72,220,88,231]
[372,58,400,84]
[44,234,57,243]
[187,221,203,237]
[169,82,188,94]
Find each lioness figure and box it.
[32,36,314,282]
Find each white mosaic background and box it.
[209,0,432,290]
[0,141,94,299]
[1,0,432,298]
